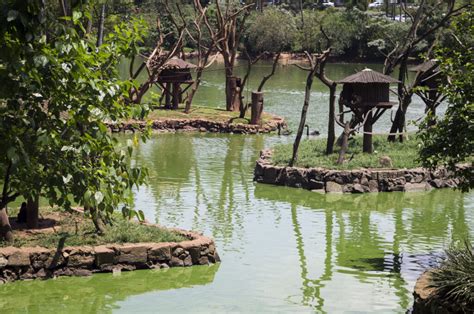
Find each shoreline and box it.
[254,149,463,193]
[0,225,219,284]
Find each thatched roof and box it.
[163,57,197,69]
[409,60,439,73]
[338,68,399,84]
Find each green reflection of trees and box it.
[0,264,219,313]
[291,203,333,313]
[254,186,472,312]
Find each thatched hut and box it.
[338,69,399,153]
[157,57,196,109]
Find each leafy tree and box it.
[244,8,297,54]
[0,0,149,240]
[418,10,473,191]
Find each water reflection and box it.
[0,264,219,313]
[254,185,471,312]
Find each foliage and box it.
[429,241,474,312]
[0,1,150,223]
[272,135,422,169]
[418,11,474,191]
[244,8,297,54]
[0,208,185,248]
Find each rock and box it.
[311,189,325,194]
[73,269,92,277]
[352,184,367,193]
[198,256,209,265]
[405,182,428,192]
[188,247,201,264]
[95,246,115,267]
[35,268,48,279]
[169,256,184,267]
[160,263,170,269]
[116,245,148,265]
[173,247,184,257]
[199,127,206,132]
[308,179,324,190]
[54,268,74,277]
[8,251,30,267]
[0,257,8,269]
[325,181,343,193]
[368,180,379,192]
[148,244,171,262]
[430,179,446,188]
[68,251,95,268]
[183,255,193,266]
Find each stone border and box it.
[107,115,287,135]
[254,150,463,193]
[0,226,220,283]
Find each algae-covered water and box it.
[0,64,469,313]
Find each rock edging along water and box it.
[254,150,463,193]
[0,227,220,283]
[107,115,287,134]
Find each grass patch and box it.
[272,134,422,169]
[0,208,186,248]
[146,105,275,125]
[430,242,474,312]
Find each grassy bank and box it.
[272,135,422,170]
[146,106,276,125]
[1,208,186,248]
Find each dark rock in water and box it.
[310,130,320,136]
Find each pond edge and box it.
[0,226,220,284]
[254,149,464,193]
[107,114,287,135]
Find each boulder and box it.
[148,244,171,262]
[95,246,115,267]
[116,245,148,265]
[325,181,343,193]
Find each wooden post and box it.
[26,196,39,229]
[172,83,180,110]
[250,91,264,125]
[363,110,373,153]
[165,83,171,109]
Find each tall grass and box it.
[430,241,474,312]
[272,135,422,169]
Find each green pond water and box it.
[1,63,470,313]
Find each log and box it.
[250,91,264,125]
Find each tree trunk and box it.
[337,122,350,165]
[89,207,105,235]
[172,83,180,110]
[326,84,337,155]
[290,70,315,167]
[96,4,106,47]
[363,110,373,153]
[226,76,240,111]
[250,91,264,125]
[26,196,39,229]
[0,207,13,242]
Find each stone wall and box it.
[108,116,287,135]
[254,150,462,193]
[0,228,219,284]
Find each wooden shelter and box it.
[338,69,399,153]
[157,57,196,109]
[409,60,445,119]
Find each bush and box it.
[429,242,474,313]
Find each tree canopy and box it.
[0,0,150,239]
